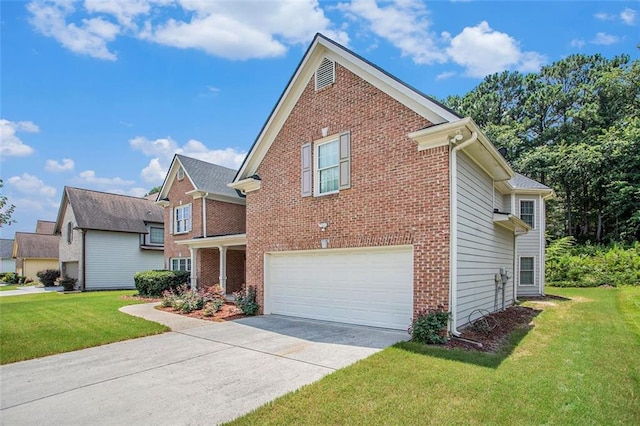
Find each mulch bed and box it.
[157,302,247,322]
[443,305,542,352]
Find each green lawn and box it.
[0,291,168,365]
[228,287,640,425]
[0,285,17,291]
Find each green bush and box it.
[234,286,259,315]
[546,239,640,287]
[408,308,451,344]
[36,269,60,287]
[134,270,190,297]
[2,272,18,284]
[58,276,77,291]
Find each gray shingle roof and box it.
[66,187,164,234]
[0,239,14,258]
[13,233,59,259]
[176,155,241,199]
[35,220,56,234]
[509,173,552,190]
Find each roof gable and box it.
[35,220,55,234]
[157,154,243,203]
[509,173,552,191]
[234,33,461,181]
[13,232,59,259]
[58,187,164,234]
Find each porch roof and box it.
[175,233,246,249]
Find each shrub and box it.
[408,308,451,344]
[161,284,225,314]
[36,269,60,287]
[134,270,190,297]
[233,286,259,316]
[2,272,18,284]
[57,276,77,291]
[203,299,225,317]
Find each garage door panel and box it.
[265,247,413,330]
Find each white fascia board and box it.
[175,233,247,249]
[228,178,262,195]
[493,213,531,234]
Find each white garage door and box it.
[264,246,413,330]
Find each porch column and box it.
[219,246,227,293]
[189,247,198,290]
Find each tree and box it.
[0,179,16,227]
[145,186,161,196]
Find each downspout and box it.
[511,193,517,303]
[449,131,478,337]
[81,229,86,291]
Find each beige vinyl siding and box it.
[456,152,514,328]
[515,195,543,296]
[85,230,164,290]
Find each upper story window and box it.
[67,222,73,244]
[316,139,339,195]
[149,227,164,245]
[174,204,192,234]
[520,200,535,228]
[302,131,351,197]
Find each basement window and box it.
[315,58,335,90]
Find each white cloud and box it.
[130,136,246,183]
[0,119,39,158]
[78,170,135,186]
[27,0,119,60]
[594,12,615,21]
[620,8,636,25]
[445,21,546,77]
[45,158,75,172]
[338,0,445,64]
[592,32,619,45]
[140,0,348,60]
[7,173,57,198]
[570,38,586,49]
[83,0,160,29]
[436,71,456,81]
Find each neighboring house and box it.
[54,187,165,290]
[156,154,246,295]
[229,34,552,332]
[12,230,59,281]
[1,239,16,273]
[35,220,56,235]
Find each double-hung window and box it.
[315,139,340,195]
[520,200,535,228]
[171,258,191,272]
[519,257,535,286]
[174,204,191,234]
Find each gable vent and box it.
[315,58,335,90]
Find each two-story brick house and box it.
[229,34,552,333]
[156,154,246,295]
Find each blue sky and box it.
[1,0,638,236]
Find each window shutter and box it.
[169,208,174,235]
[339,131,351,190]
[301,142,312,197]
[187,204,192,232]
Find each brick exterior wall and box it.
[163,169,246,292]
[245,63,451,318]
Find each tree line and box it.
[443,53,640,244]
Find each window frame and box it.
[520,199,535,228]
[519,256,535,286]
[149,226,164,245]
[314,138,340,196]
[174,204,192,234]
[177,167,185,180]
[171,258,191,272]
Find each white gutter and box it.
[449,131,478,336]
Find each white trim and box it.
[493,213,531,234]
[518,256,536,286]
[539,194,546,295]
[175,233,247,249]
[173,203,192,234]
[228,178,261,195]
[266,244,413,257]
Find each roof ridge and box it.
[65,186,154,200]
[176,154,238,172]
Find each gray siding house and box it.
[54,187,165,290]
[1,239,15,273]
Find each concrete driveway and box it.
[1,314,406,425]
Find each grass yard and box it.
[0,285,18,291]
[228,287,640,425]
[0,291,168,365]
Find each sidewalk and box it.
[0,285,63,297]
